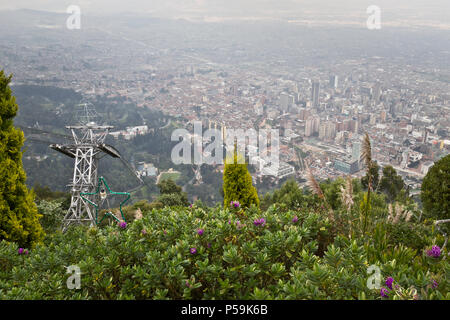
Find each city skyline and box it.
[0,4,448,199]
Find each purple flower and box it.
[207,243,212,248]
[380,288,389,298]
[292,216,299,223]
[185,281,191,288]
[24,249,29,255]
[385,277,394,290]
[426,245,441,258]
[141,229,147,235]
[189,204,193,208]
[18,248,24,255]
[230,201,240,208]
[190,247,197,254]
[118,221,127,229]
[197,228,204,236]
[253,218,266,227]
[431,280,439,289]
[163,230,167,235]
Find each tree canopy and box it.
[0,71,44,247]
[421,154,450,221]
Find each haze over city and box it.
[0,0,449,28]
[0,0,449,304]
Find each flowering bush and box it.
[17,248,28,255]
[426,246,441,258]
[385,277,394,290]
[380,288,389,298]
[0,205,448,300]
[230,201,240,209]
[253,218,266,227]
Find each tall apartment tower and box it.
[372,83,382,103]
[280,92,290,112]
[311,82,320,108]
[305,117,315,137]
[329,75,338,89]
[352,140,361,162]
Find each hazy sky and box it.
[0,0,448,24]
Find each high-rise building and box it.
[334,159,359,174]
[299,108,311,121]
[329,75,338,89]
[326,122,336,140]
[313,116,320,133]
[305,118,314,137]
[280,92,289,112]
[352,140,361,162]
[318,122,327,140]
[423,129,429,144]
[373,83,382,103]
[389,103,396,118]
[280,92,294,112]
[305,116,319,137]
[311,82,320,108]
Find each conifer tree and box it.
[223,146,259,209]
[0,71,44,247]
[421,154,450,221]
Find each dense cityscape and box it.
[1,8,448,197]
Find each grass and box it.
[159,171,181,182]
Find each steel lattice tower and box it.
[50,103,121,231]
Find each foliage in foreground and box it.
[0,70,44,248]
[0,205,448,300]
[223,149,259,209]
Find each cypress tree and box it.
[0,71,44,247]
[223,147,259,209]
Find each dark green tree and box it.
[223,148,259,209]
[0,71,44,247]
[261,179,307,211]
[379,165,405,203]
[156,178,189,207]
[421,155,450,221]
[158,179,183,195]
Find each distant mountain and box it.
[0,8,67,29]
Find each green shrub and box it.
[0,205,447,300]
[223,149,259,209]
[37,200,65,234]
[385,222,432,251]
